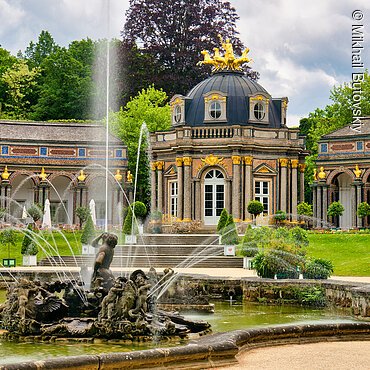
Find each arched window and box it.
[253,102,265,120]
[204,169,225,225]
[173,105,182,123]
[209,101,222,119]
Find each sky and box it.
[0,0,369,126]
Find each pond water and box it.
[0,295,356,366]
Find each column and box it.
[356,182,363,228]
[150,161,157,212]
[299,164,306,203]
[291,160,299,220]
[322,184,328,227]
[182,156,192,222]
[176,158,183,221]
[156,161,164,213]
[317,185,322,227]
[244,156,253,220]
[279,158,288,212]
[351,185,356,228]
[194,179,201,221]
[5,185,11,221]
[312,183,317,227]
[231,155,241,221]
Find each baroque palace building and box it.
[0,120,128,226]
[150,38,308,227]
[313,117,370,229]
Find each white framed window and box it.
[254,181,269,214]
[253,102,265,120]
[173,105,182,123]
[169,181,178,218]
[203,91,227,122]
[249,94,269,124]
[209,101,222,119]
[170,95,185,125]
[204,169,225,225]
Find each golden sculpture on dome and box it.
[1,166,10,180]
[39,167,48,181]
[77,170,86,182]
[114,169,123,182]
[354,165,362,178]
[197,34,251,72]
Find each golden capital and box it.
[1,166,10,180]
[156,161,164,171]
[243,156,253,165]
[176,157,183,167]
[77,170,86,182]
[114,169,123,182]
[291,159,299,169]
[279,158,288,167]
[231,155,241,165]
[298,163,306,173]
[39,167,48,181]
[318,166,326,180]
[183,157,192,166]
[150,162,157,171]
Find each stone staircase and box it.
[39,234,243,269]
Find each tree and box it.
[221,214,238,245]
[0,47,17,112]
[1,59,40,118]
[131,201,147,221]
[0,228,17,259]
[357,202,370,225]
[297,202,313,228]
[247,200,264,224]
[75,206,91,229]
[121,0,245,99]
[81,214,95,245]
[217,208,228,234]
[27,204,43,223]
[327,201,345,227]
[123,207,134,235]
[111,86,171,206]
[21,224,39,255]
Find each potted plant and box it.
[297,202,313,228]
[327,201,345,228]
[81,214,95,254]
[150,210,163,234]
[27,203,43,227]
[221,214,239,256]
[247,200,264,225]
[357,202,370,228]
[303,258,334,279]
[75,206,91,230]
[21,224,39,266]
[274,210,286,226]
[0,228,18,267]
[132,201,147,235]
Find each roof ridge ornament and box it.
[197,35,252,72]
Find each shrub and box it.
[327,201,345,217]
[297,202,313,217]
[274,210,286,225]
[294,286,326,307]
[0,228,17,258]
[217,208,229,233]
[303,258,334,279]
[123,207,134,235]
[27,204,43,222]
[21,224,39,255]
[221,214,239,245]
[150,210,162,221]
[75,206,90,227]
[357,202,370,219]
[81,214,95,245]
[247,200,264,223]
[131,201,147,220]
[252,252,275,278]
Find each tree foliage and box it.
[217,208,229,233]
[220,214,238,245]
[21,224,39,255]
[357,202,370,219]
[247,200,264,219]
[121,0,244,99]
[111,86,171,206]
[327,201,345,217]
[81,214,95,245]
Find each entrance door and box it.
[204,169,225,225]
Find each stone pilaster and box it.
[194,179,201,221]
[244,156,253,220]
[351,185,356,228]
[299,163,306,203]
[176,158,183,221]
[279,158,288,212]
[182,156,192,222]
[317,185,322,228]
[356,181,363,228]
[322,184,328,227]
[291,159,299,220]
[156,161,164,213]
[150,161,157,213]
[231,155,241,221]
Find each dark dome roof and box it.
[184,71,282,128]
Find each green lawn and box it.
[307,233,370,276]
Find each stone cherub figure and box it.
[91,232,118,293]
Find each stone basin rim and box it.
[1,322,370,370]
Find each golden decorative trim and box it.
[231,155,241,165]
[77,170,86,182]
[313,168,318,181]
[1,166,10,180]
[197,34,251,72]
[156,161,164,171]
[291,159,299,169]
[114,169,123,182]
[279,158,289,167]
[318,166,326,180]
[171,97,182,106]
[256,165,271,173]
[182,218,192,222]
[250,95,269,102]
[233,218,241,223]
[39,167,48,181]
[243,156,253,165]
[298,163,306,173]
[176,157,183,167]
[204,94,227,103]
[201,154,224,166]
[150,162,157,171]
[183,157,192,166]
[354,165,362,178]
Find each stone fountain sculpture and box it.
[0,233,210,340]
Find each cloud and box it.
[0,0,25,40]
